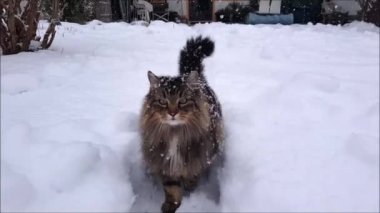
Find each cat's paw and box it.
[161,201,180,213]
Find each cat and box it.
[139,36,224,213]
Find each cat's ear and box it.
[187,71,200,88]
[147,71,159,87]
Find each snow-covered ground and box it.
[1,20,379,212]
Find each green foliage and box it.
[41,0,95,23]
[358,0,380,26]
[41,0,53,20]
[281,0,323,24]
[215,3,251,24]
[249,0,259,11]
[365,0,380,26]
[324,11,349,25]
[290,0,322,8]
[281,0,294,14]
[40,0,64,21]
[62,0,96,24]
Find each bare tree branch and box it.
[41,0,60,49]
[22,0,39,51]
[41,20,56,49]
[7,0,17,53]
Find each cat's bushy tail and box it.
[179,36,214,76]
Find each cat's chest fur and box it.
[166,134,181,175]
[167,135,179,159]
[158,130,200,176]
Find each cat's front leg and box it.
[183,175,199,192]
[161,180,182,213]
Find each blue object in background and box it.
[246,13,294,25]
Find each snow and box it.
[1,73,40,95]
[1,20,379,212]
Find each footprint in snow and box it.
[1,73,40,95]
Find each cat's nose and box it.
[169,111,178,117]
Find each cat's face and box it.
[144,71,203,126]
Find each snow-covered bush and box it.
[0,0,59,55]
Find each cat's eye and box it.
[178,98,187,105]
[158,99,167,105]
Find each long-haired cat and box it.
[140,36,224,213]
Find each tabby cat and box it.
[140,36,224,213]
